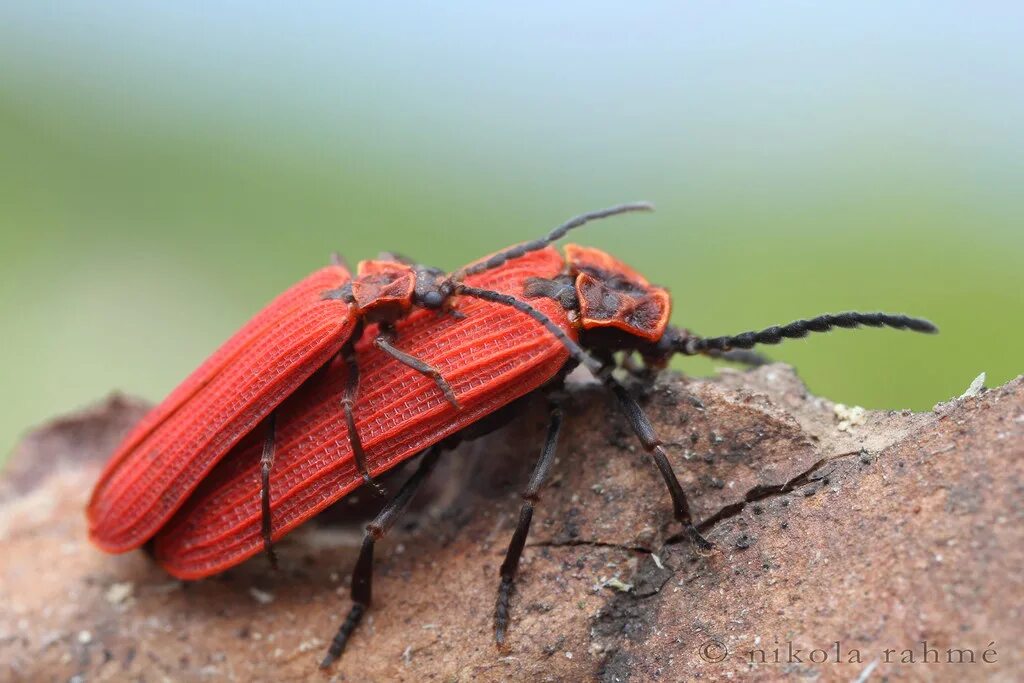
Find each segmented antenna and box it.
[681,312,937,354]
[452,202,654,281]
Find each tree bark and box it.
[1,366,1021,682]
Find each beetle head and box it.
[413,266,455,310]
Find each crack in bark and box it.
[528,450,866,554]
[688,448,867,538]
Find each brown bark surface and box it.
[1,367,1021,682]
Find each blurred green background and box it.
[1,5,1021,460]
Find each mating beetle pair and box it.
[87,204,936,668]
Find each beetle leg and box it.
[494,404,564,647]
[328,251,351,270]
[341,340,387,497]
[321,446,443,669]
[374,250,415,265]
[259,411,279,570]
[599,367,713,550]
[620,350,660,380]
[373,329,461,410]
[453,285,706,547]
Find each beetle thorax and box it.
[565,244,671,343]
[352,260,417,323]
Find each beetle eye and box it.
[422,291,443,308]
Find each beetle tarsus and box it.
[493,406,563,646]
[688,524,713,551]
[599,367,713,548]
[494,578,512,647]
[321,602,365,668]
[322,447,443,668]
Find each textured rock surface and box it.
[1,367,1021,682]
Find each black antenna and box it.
[452,202,654,281]
[680,312,937,355]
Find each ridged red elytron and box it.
[153,246,571,577]
[87,265,355,552]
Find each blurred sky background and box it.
[1,4,1022,459]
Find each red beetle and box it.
[149,237,936,666]
[87,204,649,557]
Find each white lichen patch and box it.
[602,577,634,593]
[104,582,134,605]
[960,372,987,399]
[834,403,867,432]
[296,638,322,654]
